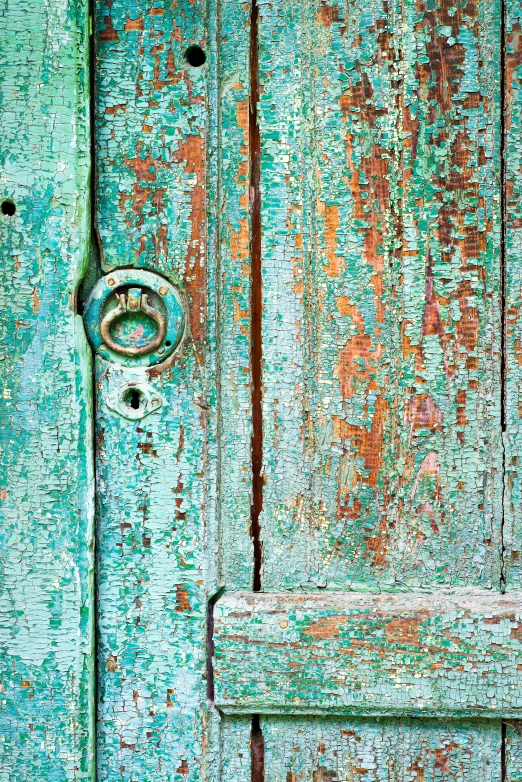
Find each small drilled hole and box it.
[123,388,144,410]
[185,45,206,67]
[1,200,16,217]
[165,341,172,347]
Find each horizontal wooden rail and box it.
[213,591,522,718]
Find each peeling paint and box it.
[0,0,94,778]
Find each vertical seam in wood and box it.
[249,2,265,776]
[250,0,263,594]
[251,715,265,782]
[502,721,508,782]
[206,587,224,704]
[501,0,507,592]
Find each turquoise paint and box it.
[0,0,94,778]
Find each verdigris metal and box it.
[84,268,185,367]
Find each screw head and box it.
[159,286,168,296]
[107,278,116,286]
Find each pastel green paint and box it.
[94,1,218,779]
[218,0,255,592]
[0,0,94,779]
[214,591,522,717]
[261,717,500,782]
[2,0,522,779]
[505,1,522,589]
[254,0,503,592]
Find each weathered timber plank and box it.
[0,0,93,778]
[94,2,216,779]
[507,723,522,782]
[260,716,501,782]
[255,0,502,591]
[214,591,522,717]
[218,0,254,590]
[505,0,522,588]
[219,717,252,782]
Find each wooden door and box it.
[2,1,522,780]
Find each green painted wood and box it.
[0,0,94,778]
[219,718,252,782]
[507,723,522,782]
[218,0,254,591]
[214,591,522,717]
[505,0,522,588]
[94,1,218,779]
[261,717,501,782]
[254,0,502,592]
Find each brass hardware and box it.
[100,288,166,357]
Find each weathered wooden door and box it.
[3,0,522,780]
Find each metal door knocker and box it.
[83,269,185,367]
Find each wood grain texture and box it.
[0,0,94,778]
[218,0,254,591]
[505,0,522,588]
[260,716,501,782]
[255,0,502,591]
[214,591,522,717]
[94,1,217,778]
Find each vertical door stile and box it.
[0,0,94,779]
[504,0,522,776]
[505,0,522,587]
[216,0,255,778]
[94,1,216,778]
[218,0,255,594]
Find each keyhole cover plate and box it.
[83,269,185,367]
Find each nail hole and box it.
[1,200,16,217]
[165,341,172,347]
[185,45,206,67]
[123,388,144,411]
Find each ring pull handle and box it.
[100,287,167,357]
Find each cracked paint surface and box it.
[214,591,522,717]
[261,717,500,782]
[0,0,94,779]
[94,0,219,779]
[218,0,255,592]
[506,1,522,588]
[3,0,522,778]
[255,0,502,591]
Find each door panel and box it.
[260,717,501,782]
[255,0,502,592]
[94,1,216,778]
[0,1,94,778]
[216,0,509,777]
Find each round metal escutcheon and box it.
[83,269,185,367]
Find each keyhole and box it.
[129,390,141,409]
[122,387,145,411]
